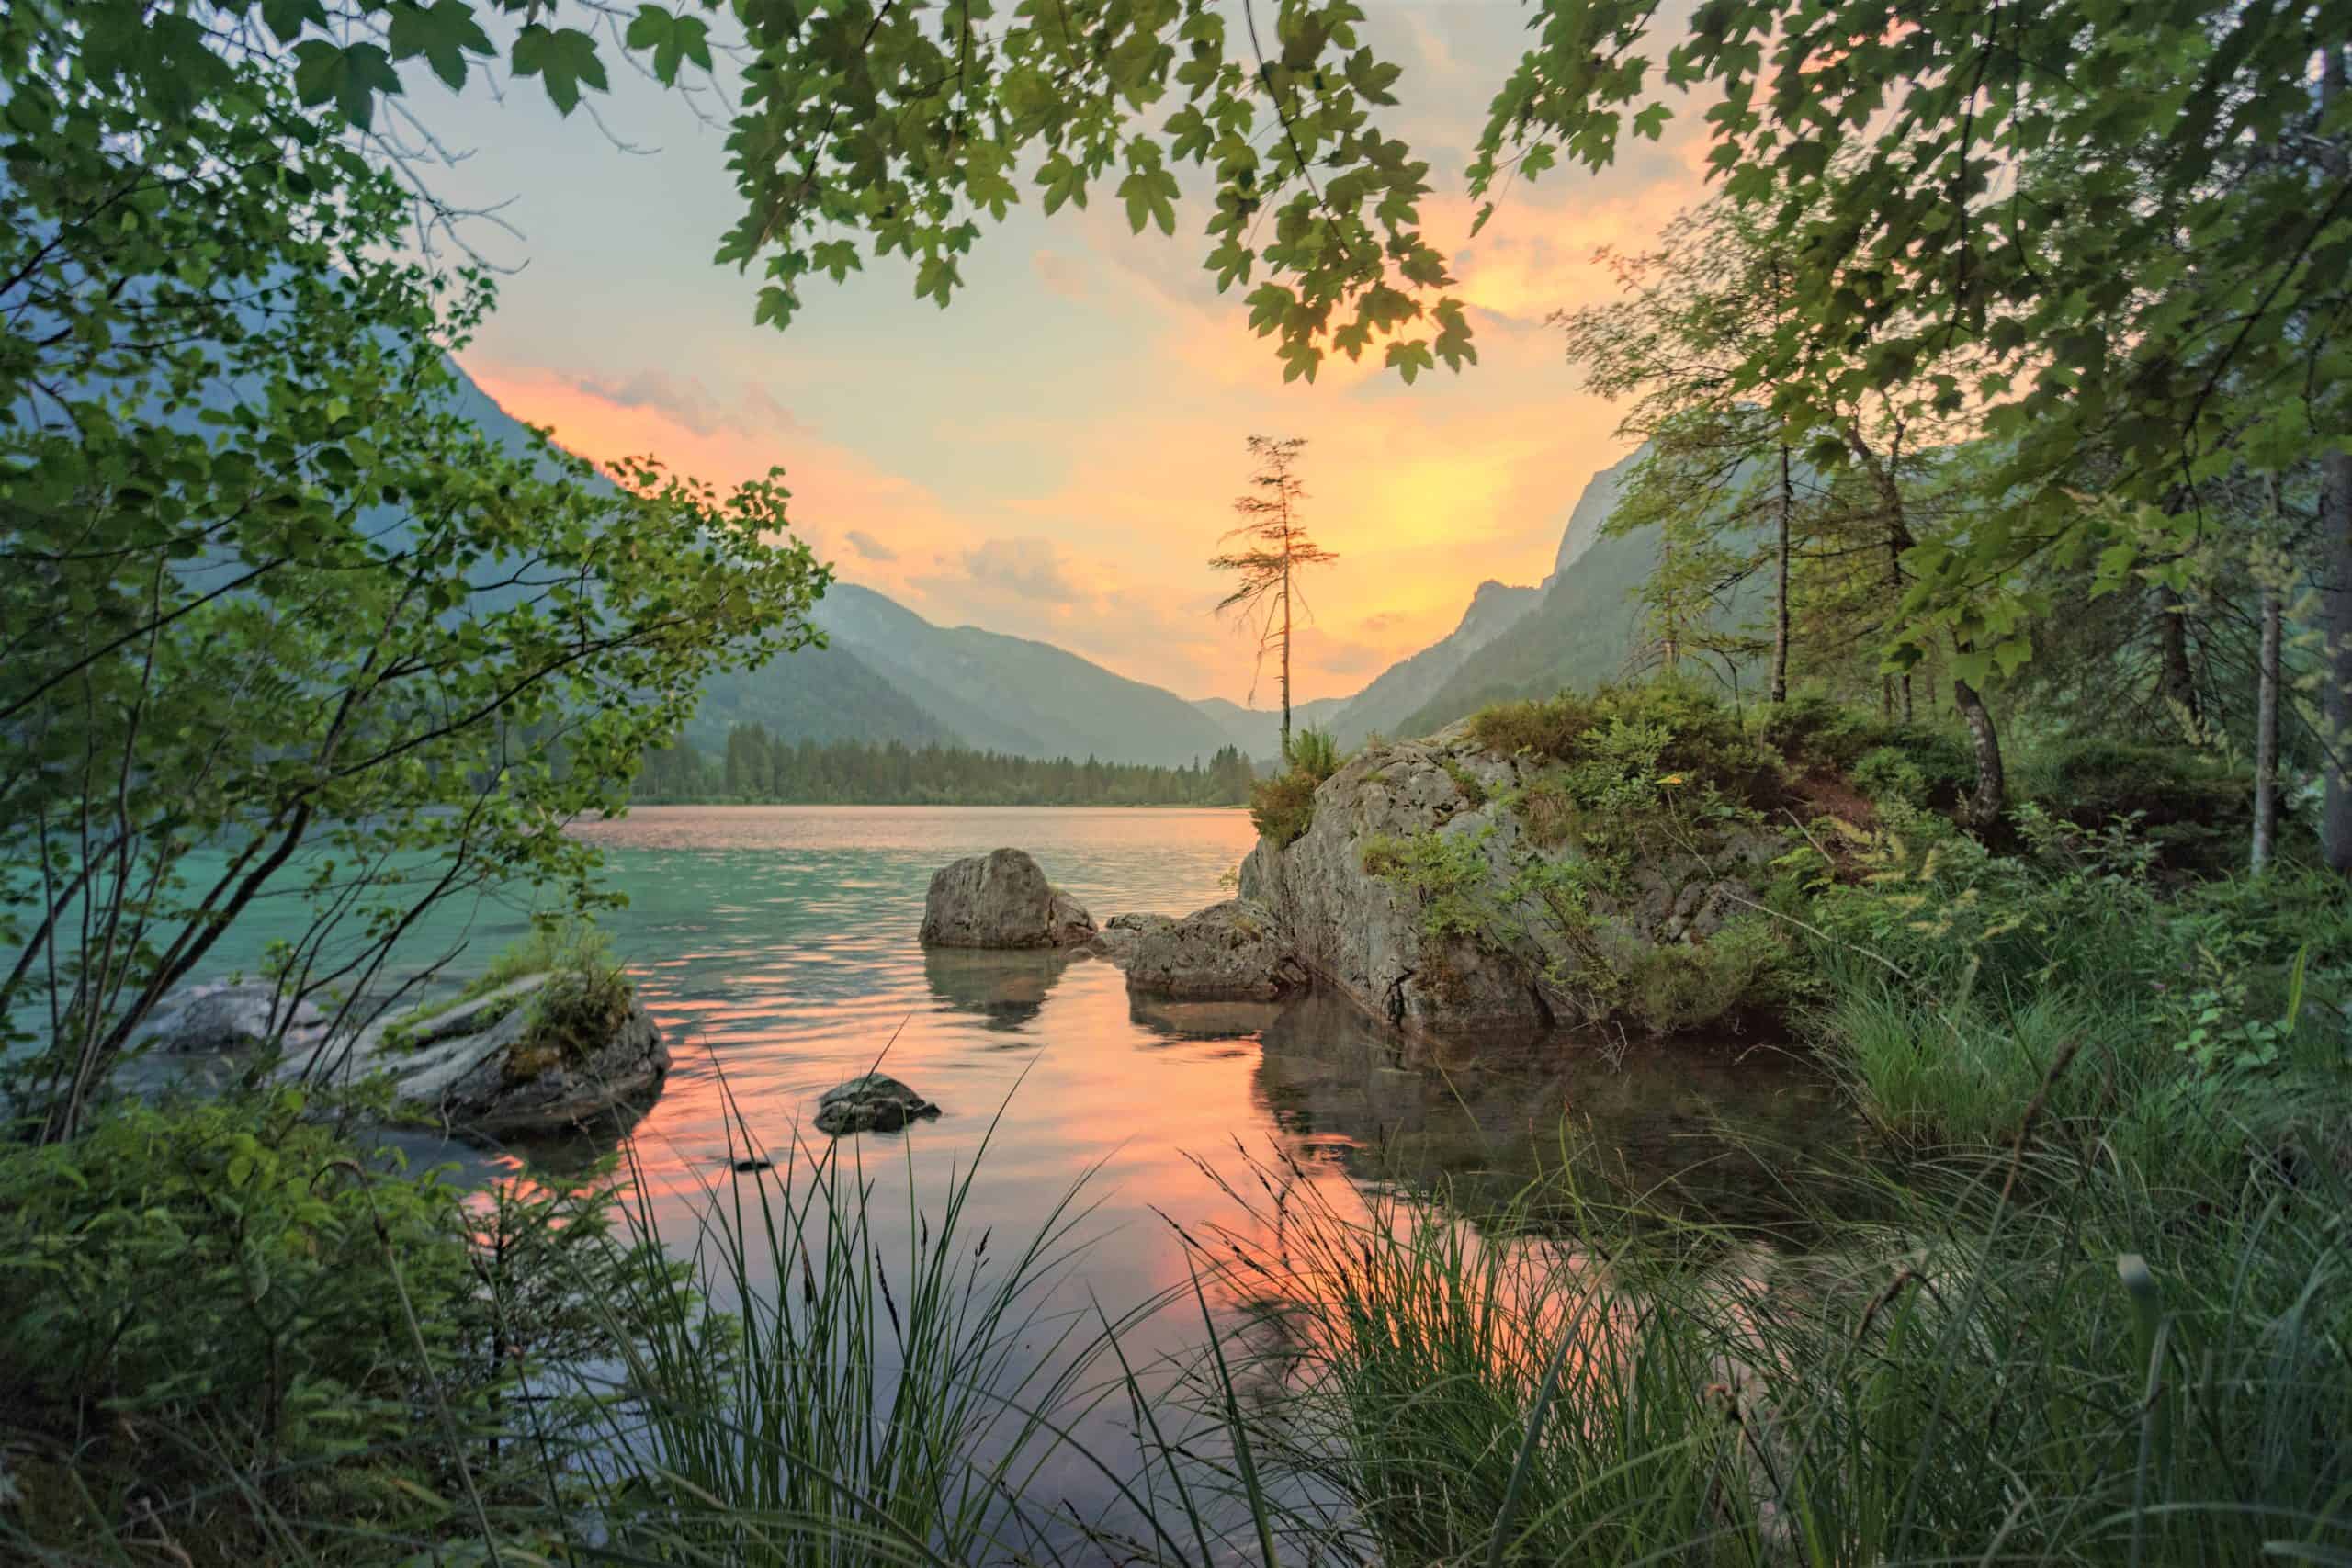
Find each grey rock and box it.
[270,973,668,1136]
[432,999,670,1137]
[129,982,327,1055]
[1087,911,1177,966]
[814,1073,941,1136]
[1125,900,1308,1001]
[920,849,1097,949]
[1242,723,1770,1037]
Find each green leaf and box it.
[511,26,608,116]
[1384,339,1436,384]
[386,0,493,91]
[290,40,403,129]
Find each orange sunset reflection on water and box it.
[450,808,1854,1349]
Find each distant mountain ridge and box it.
[1322,443,1656,745]
[453,355,1668,767]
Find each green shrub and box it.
[1472,680,1783,810]
[2020,736,2251,829]
[1756,693,1883,767]
[1250,726,1346,846]
[1619,916,1796,1034]
[1845,728,1976,808]
[0,1095,658,1564]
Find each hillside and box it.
[1394,521,1663,737]
[1326,581,1544,745]
[813,584,1243,768]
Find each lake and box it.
[69,803,1860,1544]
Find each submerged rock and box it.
[920,848,1096,949]
[1125,900,1307,1001]
[814,1073,941,1136]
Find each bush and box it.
[1472,681,1782,809]
[1756,693,1883,768]
[1250,726,1346,846]
[1618,915,1797,1034]
[2020,737,2251,830]
[1849,729,1977,809]
[0,1095,656,1563]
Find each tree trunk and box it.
[2323,49,2352,872]
[2255,581,2283,874]
[1952,673,2006,829]
[2323,453,2352,871]
[2155,587,2200,734]
[1279,573,1293,765]
[1770,442,1792,704]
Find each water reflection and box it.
[263,807,1865,1546]
[1254,991,1854,1230]
[921,946,1079,1032]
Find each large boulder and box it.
[1242,724,1778,1037]
[1125,900,1308,1001]
[920,849,1096,949]
[274,971,668,1136]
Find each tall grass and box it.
[1181,1138,2352,1566]
[548,1086,1258,1567]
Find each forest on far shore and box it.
[633,726,1261,807]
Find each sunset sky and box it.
[421,1,1717,705]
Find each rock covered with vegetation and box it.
[232,930,670,1136]
[1124,900,1309,1001]
[920,848,1096,948]
[1242,691,1941,1037]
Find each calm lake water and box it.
[100,805,1859,1537]
[540,807,1850,1238]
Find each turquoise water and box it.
[103,805,1857,1536]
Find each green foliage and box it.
[1194,1137,2352,1567]
[1617,914,1796,1034]
[1250,727,1346,845]
[2020,738,2253,831]
[1810,807,2352,1171]
[0,48,823,1135]
[1472,681,1782,810]
[0,1095,661,1563]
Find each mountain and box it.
[1191,695,1351,762]
[1393,521,1663,738]
[684,646,961,753]
[1548,444,1648,581]
[1324,445,1656,745]
[812,584,1244,768]
[1324,581,1544,745]
[444,360,1304,767]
